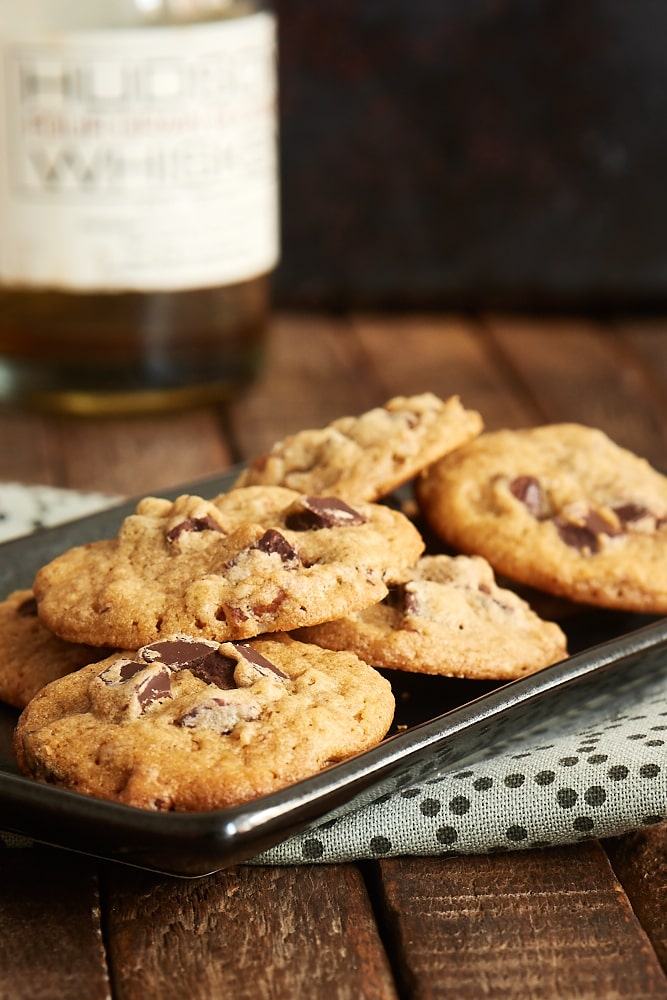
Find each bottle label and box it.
[0,12,279,291]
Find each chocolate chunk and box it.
[555,519,600,554]
[382,582,421,616]
[612,502,651,526]
[99,658,172,710]
[402,585,422,617]
[232,641,288,679]
[166,514,223,542]
[217,604,249,624]
[284,496,366,530]
[509,476,545,518]
[16,596,38,617]
[141,639,217,668]
[583,510,621,537]
[251,590,287,618]
[186,652,237,689]
[383,582,406,610]
[135,667,172,710]
[141,639,237,689]
[252,528,301,566]
[118,660,147,681]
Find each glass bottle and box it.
[0,0,278,415]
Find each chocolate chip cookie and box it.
[33,486,424,649]
[297,554,568,679]
[13,634,395,811]
[233,393,483,501]
[416,424,667,612]
[0,590,110,709]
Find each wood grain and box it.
[0,311,666,1000]
[228,312,378,459]
[484,316,667,468]
[371,846,667,999]
[0,849,109,1000]
[605,824,667,973]
[104,863,397,1000]
[351,313,542,429]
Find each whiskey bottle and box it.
[0,0,279,415]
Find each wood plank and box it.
[351,313,543,429]
[604,823,667,973]
[613,318,667,454]
[484,316,667,468]
[371,846,667,999]
[104,863,397,1000]
[0,408,232,495]
[52,409,232,495]
[228,312,379,459]
[0,410,63,487]
[0,848,110,1000]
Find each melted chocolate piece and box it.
[252,528,301,566]
[284,496,366,530]
[250,590,287,618]
[16,596,38,617]
[612,502,651,525]
[135,667,172,710]
[186,652,237,689]
[583,509,621,537]
[118,660,147,681]
[166,515,223,542]
[218,605,249,624]
[233,641,288,679]
[99,658,173,710]
[382,582,421,616]
[509,476,545,518]
[142,639,216,668]
[555,519,600,553]
[382,582,405,610]
[141,639,237,689]
[402,585,422,617]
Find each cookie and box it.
[0,590,110,709]
[33,486,424,649]
[416,424,667,612]
[296,555,568,680]
[233,393,483,501]
[13,634,395,811]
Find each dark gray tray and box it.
[1,471,664,877]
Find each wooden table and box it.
[0,312,666,999]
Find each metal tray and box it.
[0,470,664,877]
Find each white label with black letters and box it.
[0,12,279,291]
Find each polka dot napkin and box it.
[0,483,665,861]
[252,658,667,863]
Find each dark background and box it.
[273,0,667,310]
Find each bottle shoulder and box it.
[0,1,268,34]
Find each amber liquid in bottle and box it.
[0,1,277,416]
[0,278,269,416]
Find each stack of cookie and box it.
[8,393,667,813]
